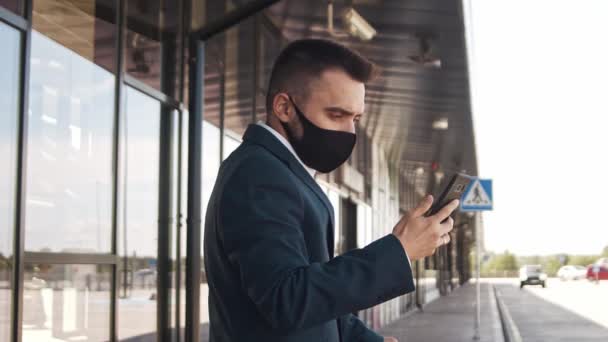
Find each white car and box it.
[519,265,547,288]
[557,265,587,281]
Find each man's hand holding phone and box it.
[391,195,459,261]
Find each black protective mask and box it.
[281,97,357,173]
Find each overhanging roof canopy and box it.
[262,0,477,177]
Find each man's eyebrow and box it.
[324,106,364,116]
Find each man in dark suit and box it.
[204,39,459,342]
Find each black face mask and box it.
[281,96,357,173]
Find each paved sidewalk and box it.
[378,281,504,342]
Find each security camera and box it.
[342,8,377,41]
[409,33,442,69]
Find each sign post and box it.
[461,178,493,340]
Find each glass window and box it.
[200,120,220,328]
[357,203,366,248]
[32,0,117,73]
[167,109,180,340]
[25,0,117,254]
[259,20,282,92]
[328,190,341,256]
[223,16,256,137]
[125,0,183,96]
[202,121,221,226]
[22,264,111,341]
[257,19,284,118]
[118,86,160,341]
[223,133,241,161]
[204,16,257,137]
[202,46,223,128]
[0,0,21,16]
[176,113,189,337]
[0,22,21,341]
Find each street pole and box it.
[473,211,481,340]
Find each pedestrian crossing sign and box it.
[461,179,493,211]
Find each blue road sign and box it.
[461,179,492,211]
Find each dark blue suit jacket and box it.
[203,124,415,341]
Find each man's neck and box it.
[257,119,316,178]
[265,118,290,142]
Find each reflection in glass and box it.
[0,0,21,15]
[223,133,241,161]
[201,121,220,231]
[328,190,341,256]
[204,16,256,136]
[167,109,181,339]
[125,0,182,95]
[0,23,21,341]
[200,120,221,326]
[118,87,160,341]
[176,113,189,336]
[257,22,283,117]
[22,264,111,341]
[25,0,117,253]
[356,203,367,249]
[201,120,220,256]
[32,0,117,73]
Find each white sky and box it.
[467,0,608,255]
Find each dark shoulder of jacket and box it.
[216,143,305,234]
[218,142,301,203]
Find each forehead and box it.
[307,69,366,114]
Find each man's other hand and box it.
[384,337,398,342]
[391,195,458,261]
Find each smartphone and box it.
[425,173,472,220]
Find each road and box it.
[492,278,608,341]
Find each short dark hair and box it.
[266,38,378,114]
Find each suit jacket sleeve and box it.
[219,156,415,333]
[338,313,384,342]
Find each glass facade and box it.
[25,0,116,254]
[125,0,183,96]
[201,121,220,230]
[199,120,220,330]
[177,113,189,338]
[203,3,256,135]
[0,22,21,342]
[0,0,21,16]
[117,87,161,340]
[22,264,111,341]
[169,109,183,340]
[327,189,342,255]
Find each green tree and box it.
[482,250,519,276]
[602,246,608,258]
[541,255,562,277]
[518,255,542,266]
[568,255,599,267]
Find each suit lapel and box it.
[287,158,336,256]
[243,124,336,254]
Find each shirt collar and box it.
[256,120,316,178]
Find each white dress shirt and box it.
[257,121,316,178]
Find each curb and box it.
[493,285,523,342]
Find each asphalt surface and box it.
[493,278,608,342]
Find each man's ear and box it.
[272,92,292,123]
